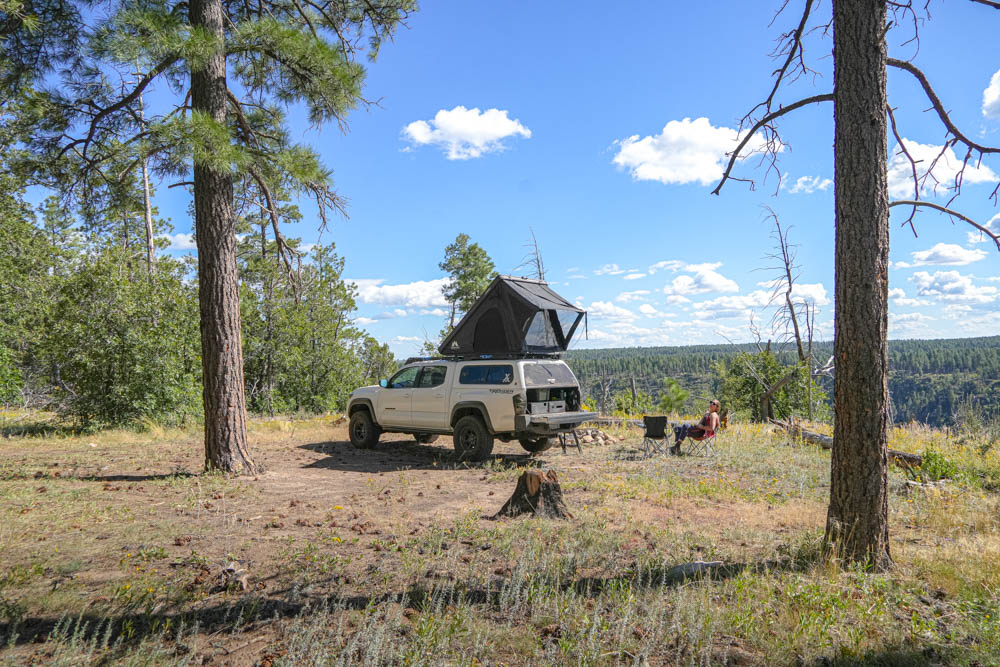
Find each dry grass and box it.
[1,416,999,665]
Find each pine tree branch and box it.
[712,93,834,195]
[888,200,1000,251]
[59,56,179,160]
[969,0,1000,9]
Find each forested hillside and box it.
[565,336,1000,426]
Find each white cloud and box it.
[615,289,651,303]
[612,117,770,186]
[587,301,637,321]
[889,312,936,332]
[161,232,196,250]
[888,288,906,299]
[897,243,987,267]
[594,263,628,275]
[623,272,647,280]
[392,336,421,343]
[888,139,998,198]
[402,106,531,160]
[419,308,449,317]
[638,303,667,318]
[665,294,691,305]
[784,175,832,194]
[984,69,1000,119]
[790,282,830,306]
[911,270,999,303]
[356,317,377,325]
[943,304,973,319]
[663,264,739,296]
[348,278,449,308]
[967,213,1000,245]
[648,260,685,274]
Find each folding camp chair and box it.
[641,416,670,458]
[685,430,717,457]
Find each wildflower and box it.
[333,536,342,543]
[333,505,343,510]
[123,584,131,590]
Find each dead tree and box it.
[712,0,1000,569]
[492,470,573,520]
[514,227,546,281]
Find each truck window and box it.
[523,362,577,387]
[416,366,447,388]
[459,364,514,385]
[388,366,419,388]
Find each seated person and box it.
[671,399,721,454]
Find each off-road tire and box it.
[415,434,439,444]
[349,410,381,449]
[518,437,554,453]
[453,415,494,461]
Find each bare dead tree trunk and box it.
[826,0,891,570]
[138,87,155,276]
[191,0,256,475]
[774,219,806,363]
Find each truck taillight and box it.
[513,394,525,415]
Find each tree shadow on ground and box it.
[299,439,544,474]
[0,553,806,649]
[0,470,195,482]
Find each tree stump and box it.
[492,469,572,520]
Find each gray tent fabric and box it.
[438,276,585,357]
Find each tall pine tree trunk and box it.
[190,0,257,474]
[826,0,891,569]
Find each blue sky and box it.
[150,1,1000,357]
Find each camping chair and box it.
[685,430,717,457]
[641,416,670,458]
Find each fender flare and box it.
[450,402,496,433]
[348,398,376,422]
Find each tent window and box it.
[473,307,508,352]
[525,311,559,349]
[556,309,581,342]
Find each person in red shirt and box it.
[671,399,720,454]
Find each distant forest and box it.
[564,336,1000,427]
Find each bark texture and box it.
[190,0,256,474]
[827,0,891,569]
[492,470,572,520]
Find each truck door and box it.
[379,366,419,427]
[410,365,450,428]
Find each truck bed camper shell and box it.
[438,276,585,358]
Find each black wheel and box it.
[415,434,439,444]
[452,415,494,461]
[518,437,554,453]
[349,411,381,449]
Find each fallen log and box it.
[492,469,572,520]
[769,419,922,468]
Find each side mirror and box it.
[379,379,388,388]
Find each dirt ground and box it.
[0,420,830,665]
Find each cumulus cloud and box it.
[665,294,691,305]
[615,289,651,303]
[911,270,999,303]
[587,301,637,321]
[784,175,832,194]
[894,243,987,268]
[402,106,530,160]
[623,272,647,280]
[967,213,1000,245]
[347,278,449,308]
[356,317,377,325]
[612,117,770,186]
[984,69,1000,119]
[888,139,998,198]
[419,308,449,317]
[161,232,197,250]
[663,263,739,296]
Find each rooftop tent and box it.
[438,276,586,357]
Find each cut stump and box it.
[492,469,572,520]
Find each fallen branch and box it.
[769,419,922,468]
